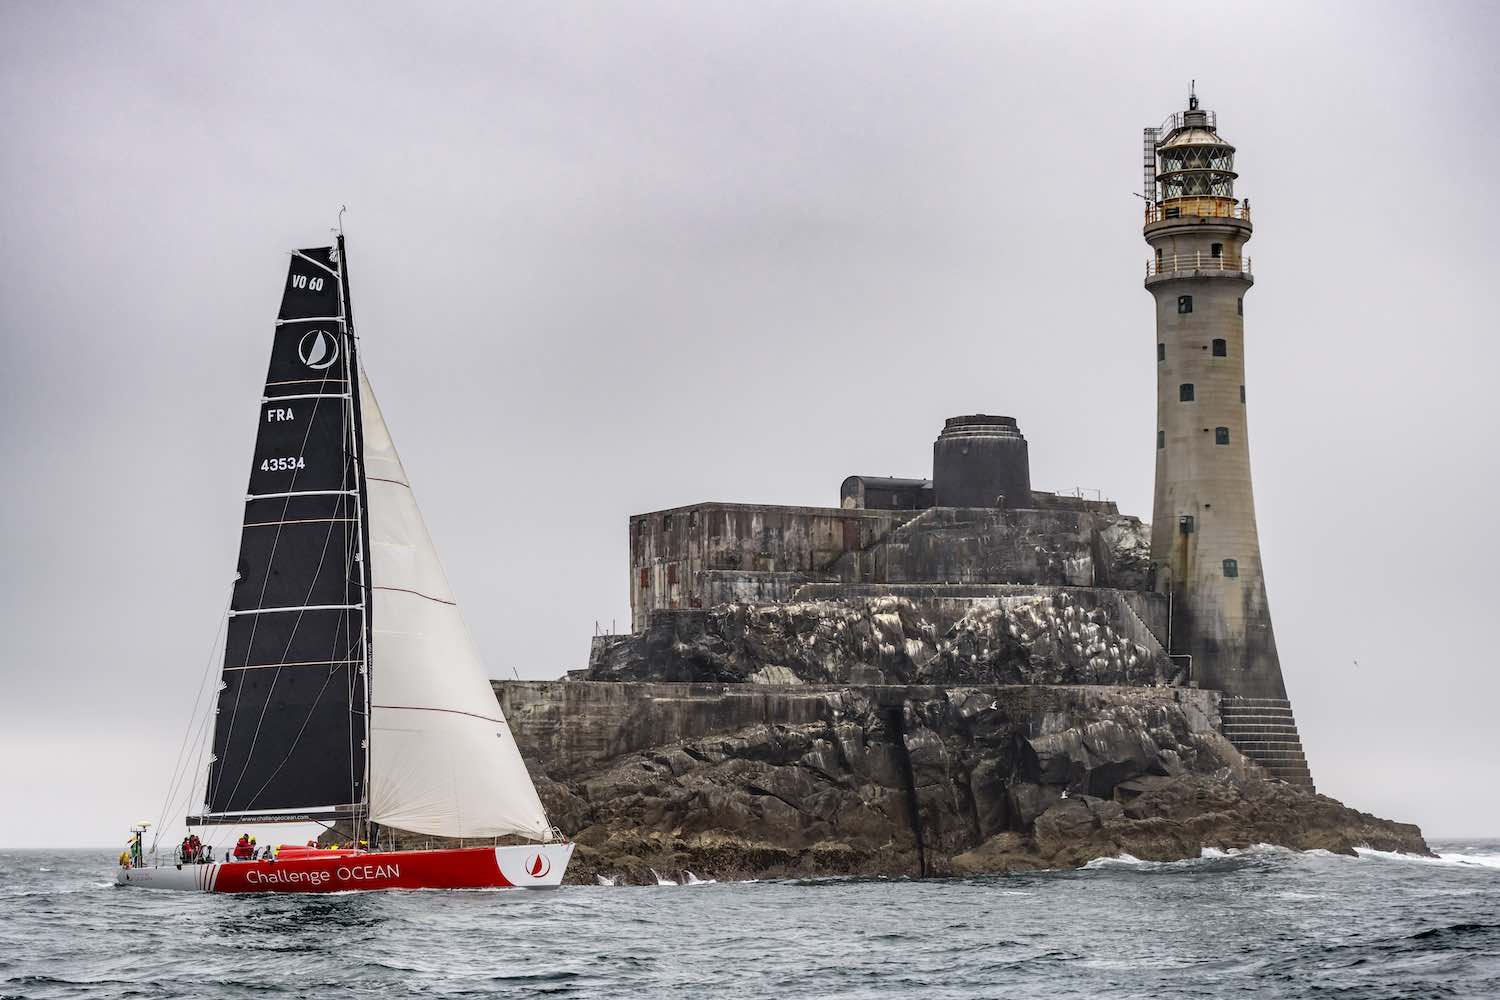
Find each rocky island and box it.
[483,409,1426,883]
[498,661,1425,886]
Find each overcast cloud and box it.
[2,1,1496,847]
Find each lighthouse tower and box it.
[1143,90,1313,787]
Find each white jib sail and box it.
[359,366,552,840]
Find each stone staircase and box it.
[1218,697,1315,791]
[1113,593,1169,660]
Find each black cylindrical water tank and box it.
[932,415,1031,508]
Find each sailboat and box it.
[117,236,572,892]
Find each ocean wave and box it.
[1082,853,1145,868]
[1355,847,1500,869]
[1081,844,1306,871]
[1406,921,1500,941]
[1437,852,1500,870]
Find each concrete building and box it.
[624,414,1147,629]
[1143,89,1311,785]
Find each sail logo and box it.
[525,852,551,878]
[297,330,339,370]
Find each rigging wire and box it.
[159,697,218,853]
[149,588,233,854]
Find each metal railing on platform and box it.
[1146,252,1251,277]
[1144,198,1251,224]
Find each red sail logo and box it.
[525,853,551,878]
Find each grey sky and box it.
[2,1,1496,847]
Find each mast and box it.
[336,231,377,844]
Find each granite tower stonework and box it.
[1143,91,1312,786]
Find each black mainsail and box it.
[195,243,371,825]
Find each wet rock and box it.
[505,683,1430,882]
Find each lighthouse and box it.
[1143,89,1313,787]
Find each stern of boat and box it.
[115,862,218,891]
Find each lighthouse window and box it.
[1211,243,1223,258]
[1157,430,1165,449]
[1222,558,1239,578]
[1212,338,1227,357]
[1215,427,1230,445]
[1237,297,1243,316]
[1179,383,1195,402]
[1157,343,1166,362]
[1177,295,1193,314]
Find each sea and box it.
[2,842,1497,999]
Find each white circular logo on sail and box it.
[297,330,339,370]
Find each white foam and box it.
[1437,852,1500,870]
[1083,853,1145,868]
[1354,847,1500,869]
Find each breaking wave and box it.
[1356,846,1500,870]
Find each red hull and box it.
[117,843,573,893]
